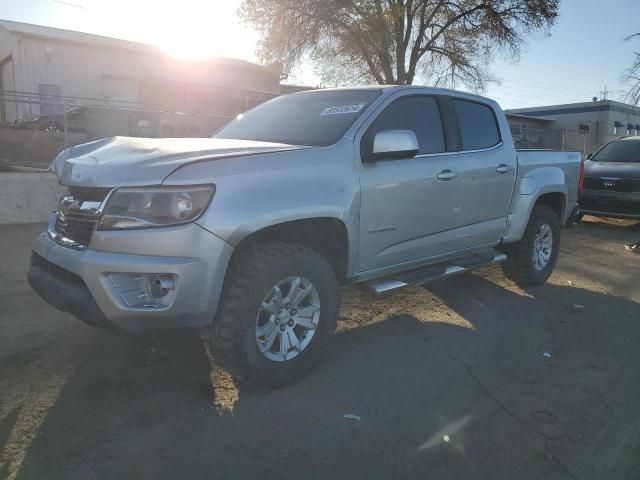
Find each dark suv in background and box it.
[579,137,640,220]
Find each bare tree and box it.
[623,33,640,105]
[241,0,559,89]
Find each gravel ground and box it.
[1,217,639,480]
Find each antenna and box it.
[598,85,613,101]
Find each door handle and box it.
[496,164,511,174]
[436,170,459,181]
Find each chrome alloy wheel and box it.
[532,223,553,271]
[255,276,321,361]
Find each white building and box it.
[507,100,640,153]
[0,19,281,122]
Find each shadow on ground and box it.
[7,274,640,480]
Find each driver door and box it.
[357,94,464,273]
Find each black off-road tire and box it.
[209,241,340,387]
[501,205,561,286]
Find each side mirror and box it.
[365,130,419,162]
[585,153,593,160]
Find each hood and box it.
[584,159,640,180]
[50,136,306,187]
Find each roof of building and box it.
[505,113,554,122]
[0,19,266,72]
[507,99,640,118]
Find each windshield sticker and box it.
[320,104,365,115]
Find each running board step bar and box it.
[367,252,507,295]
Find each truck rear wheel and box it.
[209,241,340,387]
[502,205,561,286]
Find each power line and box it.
[496,71,596,97]
[496,79,595,100]
[496,75,597,99]
[489,91,586,109]
[52,0,89,9]
[490,84,590,104]
[488,84,590,104]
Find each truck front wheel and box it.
[209,241,340,387]
[501,205,561,286]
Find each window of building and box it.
[578,123,590,133]
[363,95,446,155]
[453,99,500,151]
[38,84,63,115]
[613,120,624,135]
[627,123,635,136]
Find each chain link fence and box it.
[510,125,627,157]
[0,90,240,169]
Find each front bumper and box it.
[28,219,233,332]
[579,190,640,220]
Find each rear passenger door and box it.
[450,98,517,247]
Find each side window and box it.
[453,99,500,151]
[363,96,445,155]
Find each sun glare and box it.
[160,36,221,61]
[153,1,258,61]
[95,0,256,61]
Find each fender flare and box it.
[502,166,569,243]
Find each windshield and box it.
[592,139,640,163]
[214,90,381,146]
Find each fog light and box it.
[107,272,177,308]
[148,274,176,299]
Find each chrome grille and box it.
[52,187,110,248]
[55,211,99,246]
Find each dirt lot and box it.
[1,218,639,480]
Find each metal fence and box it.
[0,90,242,168]
[509,125,623,156]
[510,126,562,150]
[0,90,235,149]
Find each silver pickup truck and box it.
[28,86,582,386]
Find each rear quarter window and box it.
[453,99,501,151]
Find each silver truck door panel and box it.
[454,143,516,247]
[356,94,469,271]
[356,92,518,272]
[358,152,465,271]
[448,99,517,249]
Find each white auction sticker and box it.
[320,104,365,115]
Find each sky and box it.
[0,0,638,109]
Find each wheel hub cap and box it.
[255,276,321,362]
[532,223,553,271]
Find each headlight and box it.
[98,185,214,230]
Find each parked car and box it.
[578,137,640,220]
[27,86,581,386]
[11,106,87,133]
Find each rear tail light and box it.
[579,158,585,193]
